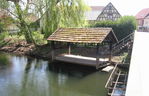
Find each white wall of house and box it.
[143,17,149,27]
[137,19,144,26]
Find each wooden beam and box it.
[67,42,71,54]
[96,43,100,69]
[109,42,112,63]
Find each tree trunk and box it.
[14,3,36,45]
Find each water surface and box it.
[0,53,110,96]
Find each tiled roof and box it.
[47,28,118,44]
[0,9,8,18]
[136,8,149,19]
[85,6,104,20]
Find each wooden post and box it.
[109,42,112,63]
[51,41,55,61]
[69,43,71,54]
[96,43,99,69]
[67,42,71,54]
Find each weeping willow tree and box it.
[41,0,88,38]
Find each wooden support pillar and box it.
[109,42,112,63]
[96,43,100,69]
[51,41,55,61]
[67,42,71,54]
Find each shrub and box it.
[0,31,9,41]
[32,31,47,45]
[92,16,137,40]
[0,31,9,46]
[0,22,4,33]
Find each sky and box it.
[84,0,149,16]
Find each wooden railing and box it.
[105,63,118,88]
[107,70,128,96]
[110,70,122,96]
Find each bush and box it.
[0,31,9,46]
[0,31,9,41]
[92,16,137,40]
[32,31,47,45]
[116,16,137,40]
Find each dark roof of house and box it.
[47,28,118,44]
[136,8,149,19]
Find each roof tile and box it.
[136,8,149,19]
[47,28,117,44]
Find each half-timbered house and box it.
[85,2,121,21]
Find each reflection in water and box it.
[0,53,10,66]
[0,53,110,96]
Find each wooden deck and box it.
[55,54,109,67]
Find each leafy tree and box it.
[0,0,9,32]
[1,0,88,44]
[116,16,137,39]
[0,16,14,30]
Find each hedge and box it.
[91,16,137,40]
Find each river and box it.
[0,52,110,96]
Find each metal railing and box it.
[105,33,134,96]
[112,32,134,54]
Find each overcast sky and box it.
[84,0,149,16]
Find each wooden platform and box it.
[55,54,109,67]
